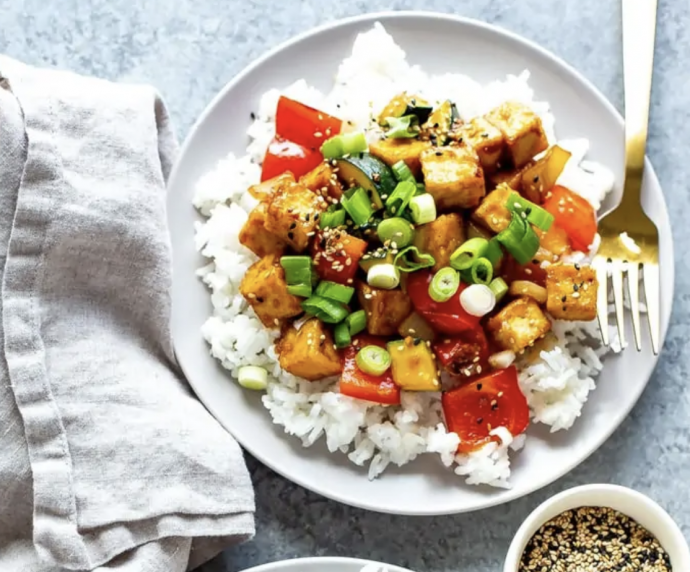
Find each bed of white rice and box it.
[193,24,619,488]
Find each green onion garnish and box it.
[505,191,554,231]
[355,345,392,376]
[319,207,346,229]
[383,115,420,139]
[301,295,349,324]
[469,257,493,285]
[497,212,540,265]
[392,160,416,183]
[394,246,436,273]
[367,263,400,289]
[489,277,509,302]
[334,322,352,349]
[287,283,312,298]
[237,365,269,391]
[280,255,312,285]
[415,182,426,195]
[409,193,437,225]
[321,131,368,159]
[315,280,355,305]
[385,180,416,216]
[429,267,460,302]
[377,217,415,248]
[403,103,434,124]
[345,309,367,336]
[449,238,489,271]
[341,187,375,226]
[484,237,504,269]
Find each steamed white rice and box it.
[193,24,618,488]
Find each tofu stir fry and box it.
[238,94,600,453]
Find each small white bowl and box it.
[504,484,690,571]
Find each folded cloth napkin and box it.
[0,56,255,571]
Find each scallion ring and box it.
[469,257,493,285]
[497,213,540,265]
[334,322,352,349]
[449,238,489,271]
[345,309,367,336]
[301,295,349,324]
[459,284,496,317]
[385,180,416,216]
[429,267,460,302]
[315,280,355,304]
[383,115,420,139]
[505,191,554,232]
[393,246,436,273]
[409,193,437,225]
[287,283,312,298]
[367,263,400,289]
[489,277,509,302]
[280,255,312,285]
[356,345,392,376]
[321,131,368,159]
[377,217,415,248]
[319,208,346,229]
[237,365,268,391]
[341,187,375,226]
[392,160,416,183]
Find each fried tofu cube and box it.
[357,282,412,336]
[369,138,432,179]
[455,117,505,173]
[377,92,428,125]
[485,102,548,168]
[487,297,552,353]
[413,213,466,272]
[276,318,342,381]
[299,162,344,201]
[265,181,327,252]
[239,254,303,328]
[472,184,513,233]
[239,203,286,258]
[545,264,597,321]
[248,172,295,202]
[420,145,485,210]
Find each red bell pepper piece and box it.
[275,96,343,149]
[542,185,597,252]
[442,365,530,454]
[339,336,400,405]
[501,256,547,288]
[260,136,324,181]
[312,230,368,285]
[432,328,489,377]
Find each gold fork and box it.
[593,0,660,354]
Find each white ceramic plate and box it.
[239,557,413,572]
[167,12,673,515]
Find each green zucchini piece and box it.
[335,153,397,210]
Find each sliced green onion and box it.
[334,322,352,349]
[392,160,416,182]
[394,246,436,273]
[237,365,268,391]
[321,131,368,159]
[459,284,496,317]
[409,194,437,225]
[469,257,493,285]
[367,263,400,289]
[377,217,415,248]
[315,280,355,304]
[287,283,312,298]
[345,309,367,336]
[489,277,509,302]
[383,115,420,139]
[342,187,375,226]
[505,191,554,231]
[429,267,460,302]
[301,295,349,324]
[356,345,392,376]
[415,183,426,195]
[280,255,312,285]
[403,103,434,124]
[385,180,416,215]
[449,238,489,271]
[485,237,504,269]
[319,208,346,229]
[497,212,540,265]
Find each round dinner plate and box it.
[167,12,673,515]
[239,558,412,572]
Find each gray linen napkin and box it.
[0,56,255,571]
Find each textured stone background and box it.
[1,0,688,571]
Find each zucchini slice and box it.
[336,153,397,210]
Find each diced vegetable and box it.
[420,145,486,210]
[486,297,552,353]
[301,295,349,324]
[300,163,344,201]
[377,217,415,248]
[501,256,548,288]
[334,322,352,349]
[489,277,509,302]
[359,247,395,273]
[421,100,456,143]
[387,338,440,391]
[345,309,367,336]
[369,138,432,179]
[459,284,496,317]
[261,136,324,181]
[484,238,504,270]
[442,366,529,453]
[356,345,392,376]
[542,185,597,252]
[315,280,355,305]
[397,311,436,341]
[509,280,547,304]
[403,100,434,124]
[432,328,489,378]
[377,93,428,125]
[469,257,494,285]
[429,267,460,302]
[450,237,489,271]
[276,318,342,381]
[454,116,505,172]
[392,159,416,183]
[505,191,554,231]
[341,187,375,226]
[275,96,343,148]
[545,263,598,321]
[312,230,368,285]
[239,202,286,258]
[280,255,312,285]
[357,282,412,336]
[286,284,312,298]
[339,338,400,405]
[520,145,572,203]
[321,131,368,159]
[393,246,436,273]
[385,180,416,215]
[237,365,269,391]
[367,263,400,290]
[409,193,437,225]
[484,102,548,168]
[413,213,465,272]
[496,212,540,265]
[319,207,346,229]
[383,115,421,139]
[335,153,396,210]
[488,350,516,370]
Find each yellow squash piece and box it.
[520,145,571,204]
[377,92,428,125]
[387,338,440,391]
[276,318,342,381]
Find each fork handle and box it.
[621,0,658,206]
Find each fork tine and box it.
[610,259,627,349]
[627,262,642,351]
[642,262,660,355]
[593,257,609,346]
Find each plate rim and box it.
[236,556,414,572]
[167,10,675,515]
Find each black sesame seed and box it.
[435,151,443,156]
[287,231,294,240]
[250,111,256,120]
[256,297,264,303]
[413,338,422,346]
[476,383,482,390]
[533,175,539,183]
[289,222,297,230]
[476,417,483,424]
[561,295,567,302]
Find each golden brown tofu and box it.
[485,102,548,168]
[265,181,328,252]
[299,162,344,201]
[239,203,286,258]
[369,138,432,179]
[413,213,466,272]
[487,297,552,353]
[377,92,428,125]
[455,117,505,173]
[420,145,485,210]
[472,184,513,233]
[357,282,413,336]
[545,264,597,321]
[239,254,303,328]
[248,172,295,202]
[276,318,342,381]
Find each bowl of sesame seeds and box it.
[504,484,690,572]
